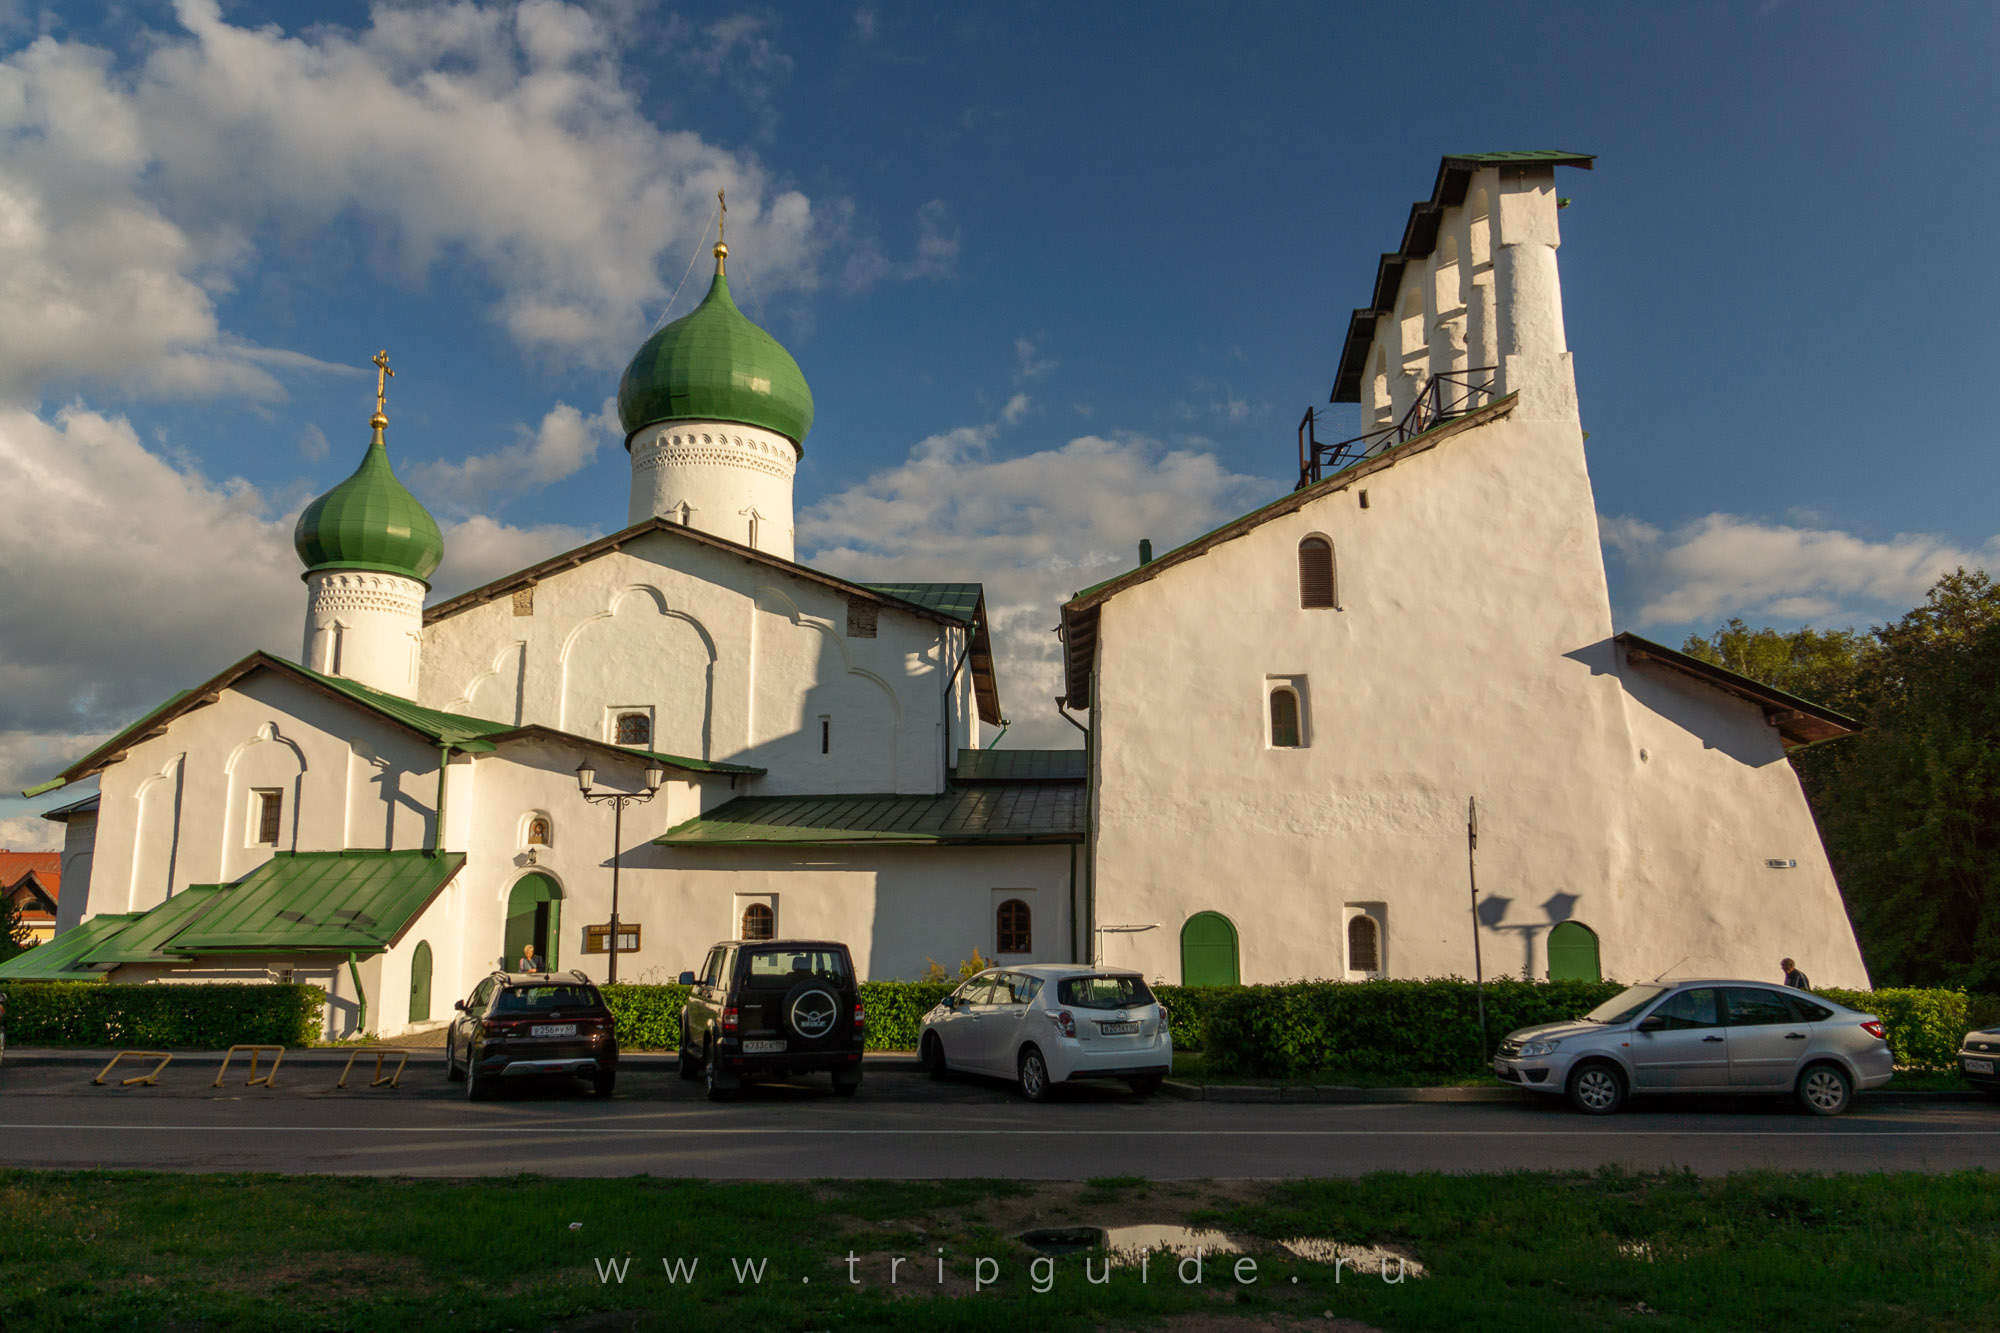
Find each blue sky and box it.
[2,1,1996,840]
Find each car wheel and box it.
[1567,1060,1625,1115]
[921,1033,950,1081]
[444,1035,464,1082]
[592,1072,616,1099]
[704,1047,736,1102]
[677,1023,702,1082]
[1797,1063,1852,1116]
[465,1053,492,1102]
[1018,1044,1054,1103]
[1125,1074,1164,1097]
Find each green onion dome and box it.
[293,419,444,585]
[617,244,814,449]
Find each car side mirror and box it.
[1636,1014,1666,1032]
[678,971,697,986]
[453,999,466,1012]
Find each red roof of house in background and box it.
[1,852,60,914]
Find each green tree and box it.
[1688,571,2000,989]
[0,893,29,963]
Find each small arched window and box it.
[616,712,651,747]
[996,899,1032,954]
[1270,688,1302,748]
[1348,915,1380,973]
[1298,538,1335,609]
[741,902,774,941]
[526,817,552,847]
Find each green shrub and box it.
[858,980,954,1050]
[1153,985,1239,1052]
[600,984,690,1050]
[1819,987,1967,1069]
[3,981,323,1048]
[600,982,954,1051]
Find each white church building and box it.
[9,153,1872,1034]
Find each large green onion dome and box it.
[293,416,444,585]
[617,244,815,449]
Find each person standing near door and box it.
[1780,957,1811,989]
[519,942,543,973]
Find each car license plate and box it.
[1967,1058,1995,1075]
[1099,1020,1140,1035]
[531,1024,577,1038]
[1493,1057,1509,1075]
[743,1039,787,1054]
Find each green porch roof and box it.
[656,784,1085,847]
[860,582,984,623]
[164,851,466,954]
[953,748,1086,784]
[0,913,144,979]
[81,885,228,965]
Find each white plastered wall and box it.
[627,419,799,558]
[302,570,427,697]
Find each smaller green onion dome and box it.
[617,245,814,448]
[294,420,444,585]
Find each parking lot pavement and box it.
[3,1054,1999,1178]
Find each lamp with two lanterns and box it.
[575,754,667,983]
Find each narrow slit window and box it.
[1298,537,1335,608]
[615,712,651,747]
[820,717,831,755]
[997,899,1032,954]
[1348,915,1380,973]
[256,790,283,845]
[1269,688,1302,748]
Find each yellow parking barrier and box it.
[93,1050,174,1086]
[336,1047,415,1089]
[213,1044,285,1088]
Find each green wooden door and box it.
[505,873,561,971]
[1181,912,1240,987]
[407,940,433,1023]
[1547,921,1601,982]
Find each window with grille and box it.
[996,898,1032,954]
[527,817,552,846]
[255,790,282,845]
[1298,537,1335,608]
[741,903,775,941]
[615,712,651,747]
[1348,914,1380,973]
[583,924,641,953]
[1269,688,1302,748]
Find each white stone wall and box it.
[51,809,96,935]
[302,570,427,697]
[1087,409,1869,990]
[627,419,799,559]
[421,532,971,794]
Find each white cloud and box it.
[409,397,619,512]
[836,197,959,290]
[297,423,329,461]
[1013,337,1057,382]
[800,411,1279,747]
[1601,511,2000,628]
[431,512,596,600]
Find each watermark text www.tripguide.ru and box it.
[594,1249,1411,1291]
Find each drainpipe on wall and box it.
[347,952,368,1037]
[941,625,971,786]
[429,743,452,858]
[1068,843,1079,964]
[1055,696,1092,965]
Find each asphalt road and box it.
[3,1054,1996,1178]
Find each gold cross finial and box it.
[713,189,729,274]
[372,350,394,416]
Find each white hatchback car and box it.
[917,965,1173,1101]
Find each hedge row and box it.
[1,981,324,1048]
[1818,987,1969,1070]
[601,982,959,1051]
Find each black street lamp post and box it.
[575,756,666,984]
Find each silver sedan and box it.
[1493,980,1894,1115]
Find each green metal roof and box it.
[0,913,143,979]
[294,426,444,584]
[618,263,814,446]
[81,885,228,965]
[1442,151,1596,166]
[860,583,984,624]
[656,784,1085,847]
[953,749,1086,783]
[165,851,466,954]
[299,665,513,748]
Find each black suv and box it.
[445,971,619,1100]
[678,940,865,1099]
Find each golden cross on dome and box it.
[718,188,726,242]
[372,349,394,418]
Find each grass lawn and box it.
[3,1169,1997,1331]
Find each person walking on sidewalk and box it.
[1781,957,1811,989]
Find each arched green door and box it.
[1547,921,1601,982]
[1181,912,1240,987]
[504,873,563,971]
[407,940,433,1023]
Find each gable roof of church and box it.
[23,650,762,797]
[421,517,1003,724]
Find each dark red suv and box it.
[445,971,619,1100]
